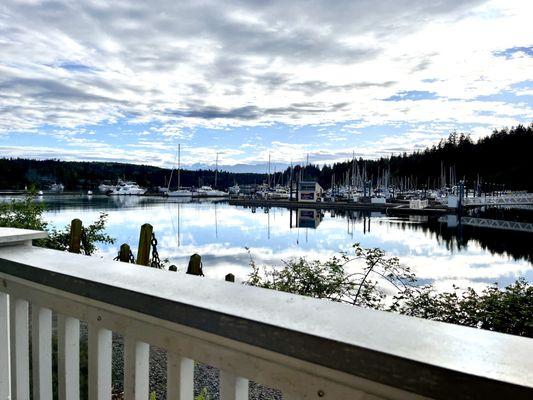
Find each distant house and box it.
[298,181,323,202]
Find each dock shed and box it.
[298,181,323,202]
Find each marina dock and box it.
[228,198,449,215]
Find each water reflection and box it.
[26,195,532,291]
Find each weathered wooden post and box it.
[69,218,82,254]
[136,223,153,266]
[225,273,235,282]
[119,243,131,263]
[186,254,204,276]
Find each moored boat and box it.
[110,180,146,195]
[193,186,228,197]
[168,188,193,197]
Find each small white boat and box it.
[49,183,64,192]
[87,190,93,196]
[37,190,44,196]
[228,184,240,195]
[266,185,290,200]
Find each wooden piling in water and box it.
[119,243,131,263]
[186,254,204,276]
[69,218,82,254]
[137,223,153,266]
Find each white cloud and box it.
[0,0,531,165]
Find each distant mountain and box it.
[185,162,290,174]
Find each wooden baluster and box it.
[124,337,150,400]
[0,292,10,400]
[58,315,80,400]
[220,371,249,400]
[88,323,112,400]
[167,353,194,400]
[10,297,30,399]
[32,305,52,400]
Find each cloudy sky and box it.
[0,0,532,171]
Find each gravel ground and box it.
[105,331,282,400]
[46,317,282,399]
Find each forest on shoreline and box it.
[1,124,531,191]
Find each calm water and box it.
[16,195,533,291]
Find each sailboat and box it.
[168,144,193,197]
[192,152,228,197]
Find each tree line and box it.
[0,159,265,191]
[0,124,531,191]
[281,123,533,191]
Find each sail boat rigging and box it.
[168,144,193,197]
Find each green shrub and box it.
[246,246,532,338]
[0,194,114,254]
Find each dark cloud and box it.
[165,105,261,120]
[0,77,120,103]
[288,80,396,95]
[164,101,351,120]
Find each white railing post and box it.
[220,371,249,400]
[9,297,29,399]
[88,323,112,400]
[167,353,194,400]
[32,305,52,400]
[58,314,80,400]
[0,292,10,400]
[124,337,150,400]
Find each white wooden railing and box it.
[0,228,532,400]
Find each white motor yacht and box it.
[98,183,116,193]
[194,186,228,197]
[110,180,146,195]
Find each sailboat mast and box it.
[215,152,219,189]
[268,153,271,187]
[167,146,178,191]
[177,144,181,189]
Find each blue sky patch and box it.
[494,46,533,59]
[384,91,439,101]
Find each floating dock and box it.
[228,198,448,215]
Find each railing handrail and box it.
[0,228,532,399]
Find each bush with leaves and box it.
[0,194,46,231]
[246,245,532,338]
[246,244,417,309]
[42,213,115,255]
[0,194,114,254]
[391,279,532,337]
